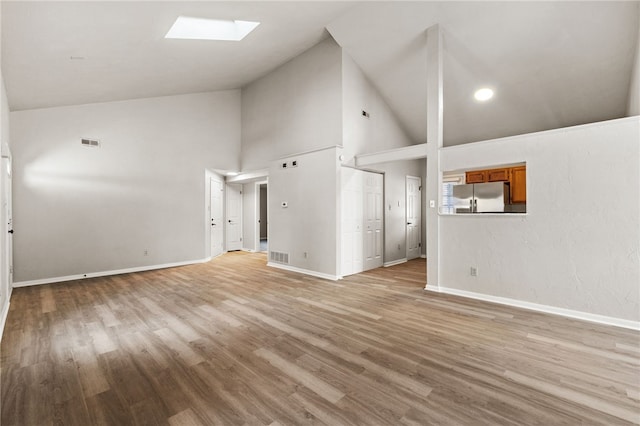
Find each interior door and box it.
[226,183,242,251]
[406,176,421,260]
[341,168,363,276]
[1,149,13,304]
[363,172,383,271]
[210,177,224,258]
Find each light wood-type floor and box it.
[2,252,639,425]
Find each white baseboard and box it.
[267,262,340,281]
[426,285,640,331]
[420,254,427,259]
[0,300,9,343]
[13,257,213,288]
[384,258,407,267]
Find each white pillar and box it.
[425,24,443,289]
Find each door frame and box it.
[255,180,268,253]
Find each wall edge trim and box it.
[267,262,340,281]
[12,257,213,288]
[426,286,640,331]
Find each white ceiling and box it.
[3,1,639,147]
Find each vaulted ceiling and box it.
[2,1,639,147]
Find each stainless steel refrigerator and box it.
[452,182,510,213]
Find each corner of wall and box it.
[627,17,640,116]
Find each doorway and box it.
[210,177,224,258]
[406,176,422,260]
[256,181,268,252]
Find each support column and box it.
[425,24,443,289]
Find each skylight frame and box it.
[165,16,260,41]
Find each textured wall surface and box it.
[439,117,640,321]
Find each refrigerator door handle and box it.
[469,199,473,212]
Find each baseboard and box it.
[267,262,340,281]
[426,285,640,331]
[420,254,427,259]
[384,258,407,267]
[0,300,9,343]
[241,248,256,253]
[13,257,213,288]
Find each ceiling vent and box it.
[81,138,100,148]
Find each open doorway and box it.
[256,181,268,252]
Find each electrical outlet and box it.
[397,244,401,250]
[144,249,148,256]
[470,266,477,276]
[303,252,308,258]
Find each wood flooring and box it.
[1,252,639,425]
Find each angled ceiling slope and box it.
[328,1,640,146]
[1,1,356,111]
[2,2,639,147]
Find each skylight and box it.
[165,16,260,41]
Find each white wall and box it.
[368,159,426,263]
[269,147,340,278]
[439,117,640,322]
[11,91,241,283]
[342,52,415,164]
[628,20,640,116]
[241,38,343,171]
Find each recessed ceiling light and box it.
[226,171,239,176]
[474,88,494,102]
[165,16,260,41]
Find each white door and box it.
[226,183,242,251]
[210,177,224,258]
[406,176,422,260]
[341,168,363,276]
[1,148,13,305]
[364,172,383,271]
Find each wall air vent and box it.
[81,138,100,148]
[269,251,289,264]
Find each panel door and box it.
[210,177,224,258]
[364,172,383,271]
[341,168,363,276]
[406,176,421,260]
[226,183,242,251]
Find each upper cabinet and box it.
[465,165,527,204]
[465,170,487,183]
[510,166,527,204]
[487,168,510,182]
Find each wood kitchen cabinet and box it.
[464,165,527,204]
[465,170,487,183]
[487,168,510,182]
[510,166,527,204]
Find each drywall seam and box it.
[427,286,640,331]
[13,257,213,288]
